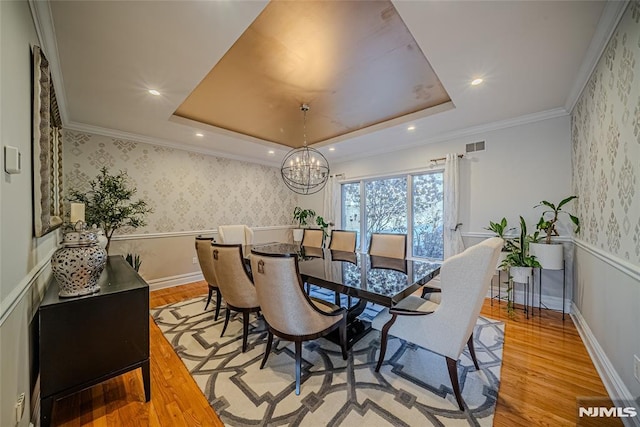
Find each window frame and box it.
[340,168,444,260]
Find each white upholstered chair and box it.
[250,250,347,395]
[372,237,503,411]
[368,233,407,259]
[194,237,223,320]
[211,243,261,353]
[218,225,254,245]
[301,229,324,248]
[328,230,357,252]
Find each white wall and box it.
[326,115,573,235]
[0,1,59,425]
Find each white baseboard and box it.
[146,272,203,291]
[571,302,639,427]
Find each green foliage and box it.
[125,253,142,272]
[293,207,316,227]
[500,216,541,269]
[534,196,580,244]
[485,217,513,238]
[315,215,329,240]
[68,167,152,252]
[485,217,514,251]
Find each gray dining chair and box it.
[250,250,347,395]
[194,236,223,320]
[211,243,261,353]
[372,237,503,411]
[328,230,357,252]
[368,233,406,259]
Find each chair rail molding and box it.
[574,238,640,282]
[110,225,295,241]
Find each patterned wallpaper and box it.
[63,131,299,235]
[572,1,640,266]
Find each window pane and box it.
[341,183,360,248]
[364,177,407,250]
[412,173,444,260]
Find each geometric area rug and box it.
[151,296,505,426]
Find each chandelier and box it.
[281,104,330,195]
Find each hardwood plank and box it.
[50,281,612,426]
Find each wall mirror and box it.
[32,45,63,237]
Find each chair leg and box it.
[467,333,480,370]
[242,311,250,353]
[204,286,213,310]
[260,331,273,369]
[375,313,397,372]
[295,340,302,395]
[446,357,465,411]
[214,289,222,321]
[339,318,348,360]
[221,308,231,337]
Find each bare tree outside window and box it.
[341,172,444,260]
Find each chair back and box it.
[328,230,357,252]
[250,252,338,336]
[218,225,254,245]
[195,237,217,286]
[301,229,324,248]
[368,233,406,259]
[211,244,258,308]
[431,237,503,357]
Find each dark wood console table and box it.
[38,255,150,427]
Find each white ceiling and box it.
[35,0,619,167]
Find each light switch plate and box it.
[4,145,21,174]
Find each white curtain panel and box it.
[322,176,341,230]
[444,153,465,258]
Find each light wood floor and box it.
[50,281,613,426]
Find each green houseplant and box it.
[68,167,152,253]
[485,217,514,268]
[530,196,579,270]
[292,207,316,241]
[500,216,541,317]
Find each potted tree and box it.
[485,217,513,269]
[292,207,316,242]
[68,167,152,253]
[529,196,580,270]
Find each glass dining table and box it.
[246,243,441,347]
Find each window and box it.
[341,172,443,260]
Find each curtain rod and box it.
[429,154,464,163]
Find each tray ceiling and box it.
[173,0,451,148]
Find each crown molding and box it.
[565,0,629,113]
[64,121,282,168]
[29,0,69,125]
[334,107,569,165]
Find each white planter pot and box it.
[293,228,304,242]
[530,243,564,270]
[510,266,532,284]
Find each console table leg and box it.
[142,359,151,402]
[41,396,54,427]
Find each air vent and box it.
[465,141,485,153]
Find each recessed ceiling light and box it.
[407,125,416,131]
[329,147,335,151]
[148,89,161,96]
[195,132,204,137]
[471,78,483,86]
[268,150,275,155]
